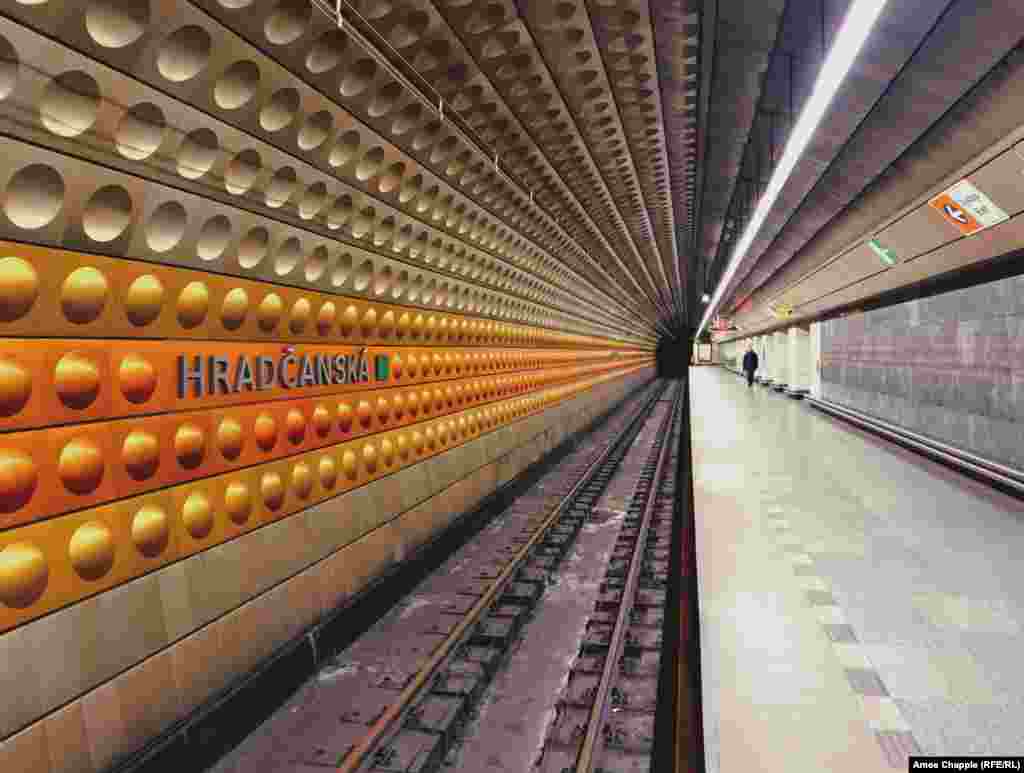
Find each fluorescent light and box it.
[701,293,710,303]
[696,0,889,338]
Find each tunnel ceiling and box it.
[2,0,1019,341]
[710,0,1024,323]
[226,0,1022,341]
[295,0,704,339]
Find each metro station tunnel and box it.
[2,1,1024,771]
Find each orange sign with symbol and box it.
[928,179,1008,236]
[929,193,982,235]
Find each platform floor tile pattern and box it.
[690,367,1024,772]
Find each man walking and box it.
[742,344,759,388]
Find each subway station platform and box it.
[690,367,1024,772]
[7,1,1024,769]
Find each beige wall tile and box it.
[363,480,400,536]
[157,561,195,644]
[284,564,322,634]
[418,454,446,494]
[317,549,351,616]
[335,486,374,547]
[235,526,280,600]
[0,624,43,740]
[477,461,499,497]
[138,648,179,740]
[456,468,483,516]
[132,575,170,657]
[452,477,475,513]
[394,506,424,555]
[300,501,347,557]
[300,558,331,624]
[415,497,443,547]
[345,524,396,596]
[43,701,93,773]
[203,542,246,617]
[330,489,369,551]
[428,485,458,533]
[239,587,281,660]
[184,554,220,631]
[201,615,239,701]
[433,453,462,493]
[0,722,49,772]
[432,487,460,529]
[396,464,430,513]
[212,607,253,689]
[445,447,473,487]
[260,581,303,659]
[262,581,301,648]
[115,648,177,758]
[483,432,507,462]
[397,500,441,554]
[495,454,517,487]
[375,477,408,520]
[414,456,440,501]
[250,520,293,587]
[22,599,95,717]
[81,680,125,771]
[274,580,309,645]
[272,517,317,582]
[488,430,513,463]
[169,623,219,717]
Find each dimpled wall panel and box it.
[0,3,654,767]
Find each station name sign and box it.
[177,348,387,398]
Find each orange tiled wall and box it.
[0,6,654,767]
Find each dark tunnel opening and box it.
[656,337,691,379]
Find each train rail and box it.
[211,379,684,773]
[534,387,681,773]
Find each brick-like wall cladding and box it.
[820,275,1024,470]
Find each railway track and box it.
[535,389,681,773]
[211,379,684,773]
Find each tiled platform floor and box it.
[691,367,1024,772]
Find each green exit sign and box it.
[867,239,898,266]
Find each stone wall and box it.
[820,275,1024,469]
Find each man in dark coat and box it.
[742,345,759,387]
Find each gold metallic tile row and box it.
[0,363,651,633]
[0,337,639,433]
[0,357,648,529]
[0,240,634,348]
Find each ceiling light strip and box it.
[696,0,889,338]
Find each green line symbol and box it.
[374,354,390,381]
[867,239,897,266]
